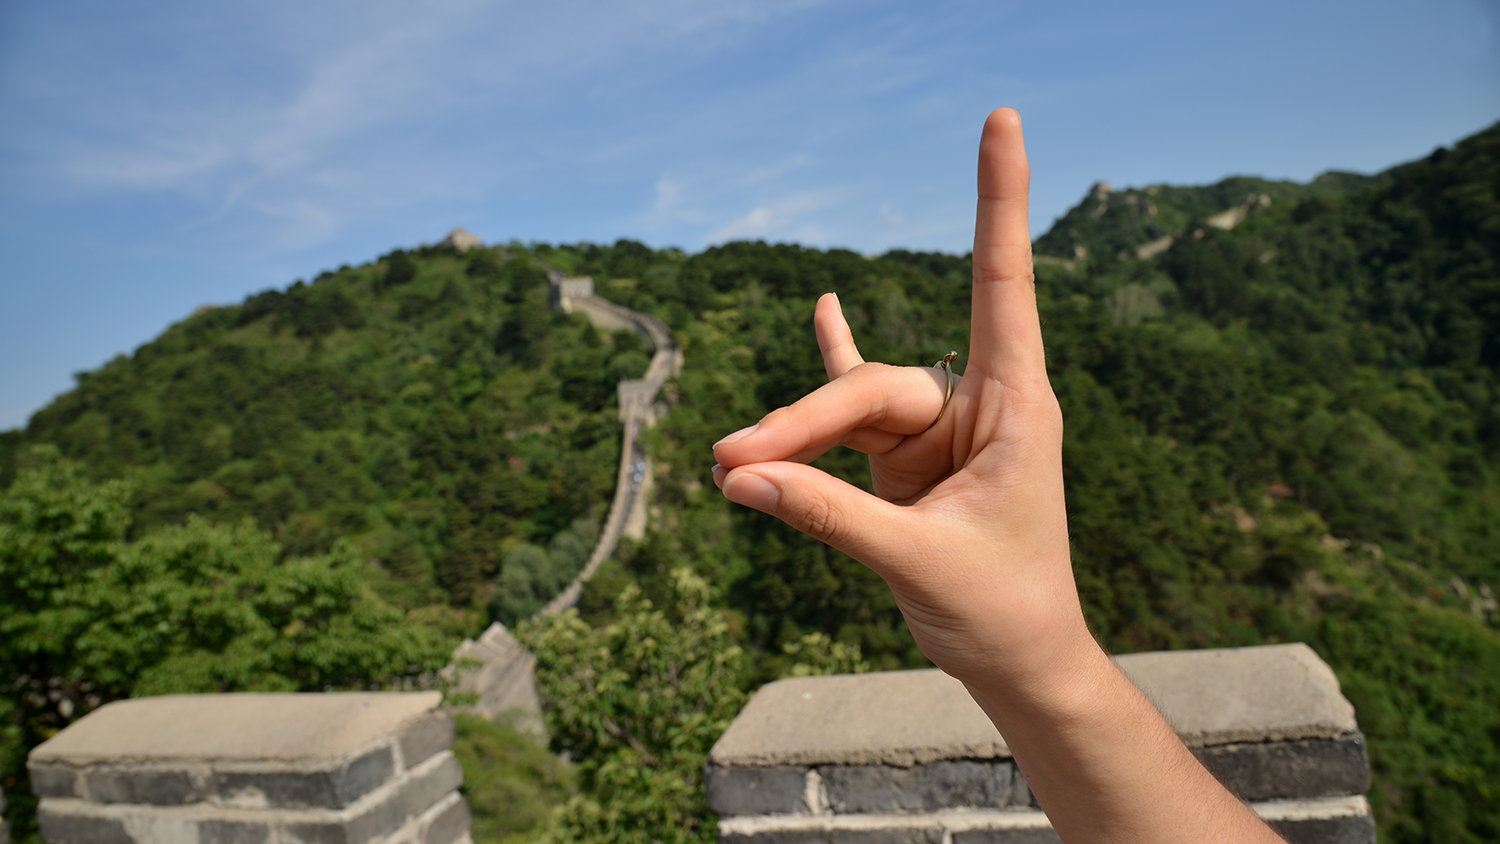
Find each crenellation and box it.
[27,693,469,844]
[709,644,1374,843]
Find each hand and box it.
[713,110,1286,844]
[711,108,1091,696]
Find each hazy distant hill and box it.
[4,120,1498,843]
[1033,170,1392,262]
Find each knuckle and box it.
[788,493,845,546]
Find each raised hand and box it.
[710,109,1283,844]
[711,108,1083,691]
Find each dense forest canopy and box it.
[4,120,1498,843]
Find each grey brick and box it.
[216,770,336,810]
[421,796,472,844]
[951,829,1062,844]
[719,831,824,844]
[199,820,270,844]
[88,767,202,805]
[820,761,1014,813]
[335,746,397,806]
[215,746,394,809]
[1269,813,1376,844]
[285,793,403,844]
[37,807,134,844]
[721,827,944,844]
[395,754,463,820]
[342,794,407,844]
[1195,735,1370,801]
[27,764,79,798]
[1009,768,1034,809]
[282,755,457,844]
[705,765,808,816]
[398,712,455,770]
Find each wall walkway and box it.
[452,275,682,720]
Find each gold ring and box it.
[928,351,958,430]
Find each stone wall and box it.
[27,692,469,844]
[707,644,1374,844]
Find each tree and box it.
[517,569,745,844]
[0,448,454,840]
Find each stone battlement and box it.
[707,643,1373,844]
[28,692,469,844]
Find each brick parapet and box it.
[28,693,469,844]
[708,644,1374,844]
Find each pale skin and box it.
[711,109,1285,843]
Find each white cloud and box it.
[708,207,778,243]
[7,0,844,248]
[705,189,842,244]
[741,154,811,185]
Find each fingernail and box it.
[723,473,779,512]
[711,463,727,489]
[714,423,759,447]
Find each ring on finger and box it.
[926,351,959,431]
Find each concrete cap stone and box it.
[1115,643,1357,746]
[710,670,1007,767]
[710,644,1356,767]
[30,692,443,766]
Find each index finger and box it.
[970,108,1045,380]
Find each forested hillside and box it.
[2,249,650,612]
[4,120,1498,843]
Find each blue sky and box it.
[1,0,1497,431]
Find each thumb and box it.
[718,462,913,568]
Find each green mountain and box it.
[1033,170,1391,262]
[4,120,1498,843]
[2,249,647,612]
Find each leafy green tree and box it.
[0,448,453,840]
[491,518,598,623]
[517,569,745,844]
[452,713,576,844]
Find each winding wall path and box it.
[537,290,681,615]
[451,275,681,720]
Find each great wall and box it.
[20,229,1377,843]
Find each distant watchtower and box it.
[439,227,483,253]
[550,276,595,313]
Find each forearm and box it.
[962,633,1285,844]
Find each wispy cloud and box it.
[4,0,841,249]
[705,189,843,244]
